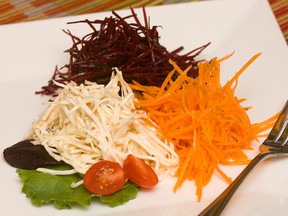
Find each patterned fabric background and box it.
[0,0,287,43]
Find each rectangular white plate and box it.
[0,0,288,215]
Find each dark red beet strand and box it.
[37,7,210,96]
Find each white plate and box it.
[0,0,288,215]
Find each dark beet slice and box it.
[3,139,61,169]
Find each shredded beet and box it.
[37,7,210,96]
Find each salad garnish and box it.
[17,163,139,209]
[83,160,127,196]
[3,139,61,169]
[123,154,159,188]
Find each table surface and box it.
[0,0,287,44]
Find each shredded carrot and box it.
[130,53,277,201]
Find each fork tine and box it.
[277,123,288,145]
[266,100,288,142]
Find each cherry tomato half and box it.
[123,154,158,188]
[83,160,126,196]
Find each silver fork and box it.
[199,100,288,216]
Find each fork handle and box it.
[198,152,269,216]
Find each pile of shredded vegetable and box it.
[36,7,209,96]
[130,53,277,201]
[26,68,179,183]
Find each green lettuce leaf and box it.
[17,164,93,209]
[16,164,139,209]
[99,181,139,207]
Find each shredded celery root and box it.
[26,68,178,181]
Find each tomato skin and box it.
[83,160,126,196]
[123,154,158,188]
